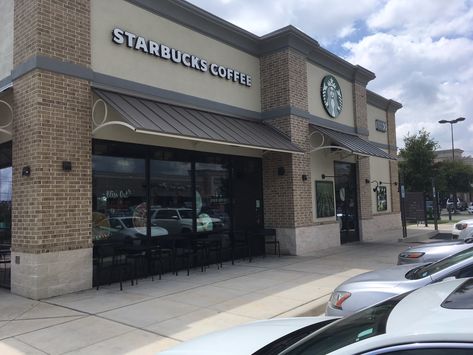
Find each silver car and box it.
[398,227,473,264]
[326,245,473,317]
[160,278,473,355]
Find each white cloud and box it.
[188,0,380,44]
[367,0,473,38]
[188,0,473,156]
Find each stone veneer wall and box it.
[11,0,92,299]
[276,224,340,255]
[361,213,402,241]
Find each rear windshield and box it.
[281,294,406,355]
[406,246,473,280]
[441,278,473,309]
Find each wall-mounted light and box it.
[366,179,379,192]
[277,167,285,176]
[302,174,308,181]
[22,166,31,177]
[62,161,72,171]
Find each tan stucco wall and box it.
[92,94,262,158]
[370,156,391,214]
[367,104,388,144]
[91,0,261,112]
[307,63,355,127]
[0,0,13,80]
[310,150,336,223]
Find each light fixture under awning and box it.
[93,89,303,154]
[311,125,396,160]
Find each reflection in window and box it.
[150,160,193,234]
[196,160,229,232]
[92,156,148,243]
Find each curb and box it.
[273,294,330,318]
[398,230,439,243]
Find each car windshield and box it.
[281,294,406,355]
[120,218,134,228]
[406,246,473,280]
[179,209,193,219]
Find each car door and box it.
[154,210,180,234]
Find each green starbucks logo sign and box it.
[321,75,343,118]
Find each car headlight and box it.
[329,291,351,309]
[399,251,425,259]
[456,223,468,230]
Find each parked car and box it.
[107,216,168,242]
[398,233,473,265]
[150,208,223,234]
[325,245,473,317]
[160,278,473,355]
[468,204,473,214]
[452,218,473,238]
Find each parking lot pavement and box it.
[0,239,413,354]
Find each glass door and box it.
[334,162,359,244]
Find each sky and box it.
[188,0,473,156]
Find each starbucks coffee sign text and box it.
[112,28,252,87]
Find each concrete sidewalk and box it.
[0,230,434,354]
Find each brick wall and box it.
[12,0,91,255]
[12,71,92,254]
[263,116,312,228]
[14,0,90,67]
[261,48,312,228]
[387,109,400,213]
[353,83,372,220]
[261,49,308,112]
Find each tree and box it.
[399,129,439,192]
[435,160,473,195]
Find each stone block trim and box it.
[11,248,92,299]
[353,83,368,135]
[12,70,92,254]
[357,157,372,220]
[14,0,90,67]
[263,115,312,228]
[260,48,308,112]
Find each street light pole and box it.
[439,117,466,161]
[438,117,466,220]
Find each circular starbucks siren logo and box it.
[321,75,343,118]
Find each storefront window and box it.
[92,155,147,244]
[92,140,263,240]
[377,186,388,211]
[195,158,230,232]
[150,159,193,234]
[0,142,12,288]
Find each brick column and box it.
[260,48,312,229]
[353,82,372,220]
[11,0,92,299]
[387,101,401,213]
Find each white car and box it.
[452,218,473,238]
[468,205,473,214]
[159,278,473,354]
[326,245,473,317]
[151,208,223,234]
[108,216,168,241]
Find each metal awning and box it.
[311,125,396,160]
[93,90,302,154]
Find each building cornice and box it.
[127,1,376,86]
[367,90,402,113]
